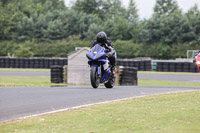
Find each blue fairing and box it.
[100,67,111,83]
[86,44,111,83]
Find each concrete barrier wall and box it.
[67,48,90,84]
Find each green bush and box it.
[0,41,18,56]
[15,45,34,58]
[142,43,171,59]
[0,40,199,59]
[114,40,142,58]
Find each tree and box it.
[139,0,184,44]
[126,0,138,23]
[103,19,115,39]
[102,0,126,19]
[0,2,11,40]
[72,0,103,18]
[139,10,185,45]
[183,4,200,45]
[153,0,180,16]
[126,0,139,41]
[84,23,102,40]
[76,12,100,38]
[44,19,64,40]
[1,0,10,6]
[42,0,66,13]
[112,17,131,40]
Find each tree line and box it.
[0,0,200,58]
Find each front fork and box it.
[97,65,101,75]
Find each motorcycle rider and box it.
[91,31,116,76]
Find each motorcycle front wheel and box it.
[90,66,100,88]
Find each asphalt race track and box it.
[0,71,200,122]
[138,73,200,82]
[0,85,200,122]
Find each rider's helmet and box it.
[96,31,107,43]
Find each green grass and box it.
[1,91,200,133]
[0,76,67,87]
[0,68,50,72]
[139,79,200,86]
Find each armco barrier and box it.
[0,57,151,71]
[156,62,199,72]
[0,57,68,69]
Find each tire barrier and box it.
[156,62,199,72]
[116,59,152,71]
[0,57,68,69]
[0,57,150,71]
[50,65,64,83]
[118,67,138,86]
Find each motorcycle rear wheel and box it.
[90,66,100,88]
[104,76,115,88]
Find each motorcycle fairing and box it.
[86,44,111,83]
[100,67,111,83]
[86,44,107,61]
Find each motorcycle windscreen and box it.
[86,44,103,60]
[91,44,106,60]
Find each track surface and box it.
[138,73,200,82]
[0,71,200,122]
[0,85,200,122]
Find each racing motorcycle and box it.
[195,53,200,72]
[86,44,116,88]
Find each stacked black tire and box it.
[116,59,152,71]
[157,62,199,72]
[0,57,68,69]
[119,67,138,86]
[51,65,64,83]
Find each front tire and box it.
[90,66,100,88]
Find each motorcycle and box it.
[195,53,200,72]
[86,44,116,88]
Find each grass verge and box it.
[1,91,200,132]
[0,76,67,87]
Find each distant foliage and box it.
[15,45,34,58]
[154,0,180,16]
[0,0,200,59]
